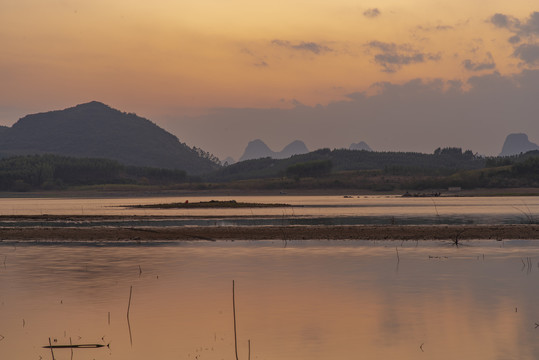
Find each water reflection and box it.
[0,195,537,225]
[0,196,539,225]
[1,240,539,359]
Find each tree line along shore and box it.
[0,148,538,194]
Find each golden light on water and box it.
[2,242,539,359]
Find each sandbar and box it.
[1,224,539,242]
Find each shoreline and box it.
[1,224,539,242]
[0,187,538,198]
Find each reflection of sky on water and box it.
[0,195,538,225]
[2,240,539,359]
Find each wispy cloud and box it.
[415,24,454,32]
[366,41,440,73]
[363,8,380,18]
[462,53,496,71]
[241,48,270,68]
[271,40,332,54]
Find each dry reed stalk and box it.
[127,286,133,346]
[49,337,56,360]
[233,280,239,360]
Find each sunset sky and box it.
[1,1,539,159]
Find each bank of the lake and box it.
[1,186,539,198]
[1,224,539,241]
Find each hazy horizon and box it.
[2,1,538,159]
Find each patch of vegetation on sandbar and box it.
[127,200,292,209]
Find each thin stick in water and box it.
[233,280,239,360]
[69,337,73,360]
[49,337,56,360]
[43,344,105,349]
[248,339,251,360]
[431,199,440,217]
[127,286,133,319]
[127,286,133,346]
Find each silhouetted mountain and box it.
[239,139,274,161]
[239,139,309,161]
[500,133,539,156]
[349,141,372,151]
[0,101,220,174]
[223,157,236,166]
[280,140,309,158]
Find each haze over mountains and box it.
[499,133,539,156]
[349,141,373,151]
[237,139,373,162]
[0,102,220,174]
[238,139,309,161]
[1,101,536,180]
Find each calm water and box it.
[0,195,537,225]
[2,240,539,359]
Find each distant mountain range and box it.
[237,139,374,162]
[0,101,220,174]
[238,139,309,161]
[500,133,539,156]
[349,141,372,151]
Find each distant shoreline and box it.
[0,187,538,199]
[1,224,538,242]
[125,200,293,209]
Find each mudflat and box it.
[1,224,539,242]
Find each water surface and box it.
[0,195,537,225]
[2,240,539,359]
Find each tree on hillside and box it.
[286,160,333,179]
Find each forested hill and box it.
[0,101,220,174]
[209,147,485,181]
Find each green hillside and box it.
[208,147,485,181]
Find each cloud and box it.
[489,12,539,68]
[366,41,440,73]
[271,39,332,54]
[490,13,514,29]
[517,11,539,37]
[513,43,539,65]
[415,24,454,32]
[172,69,539,158]
[363,8,380,18]
[508,35,521,44]
[489,11,539,38]
[462,53,496,71]
[241,48,270,68]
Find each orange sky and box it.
[0,0,535,112]
[1,1,538,157]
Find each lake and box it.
[2,240,539,359]
[0,195,538,225]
